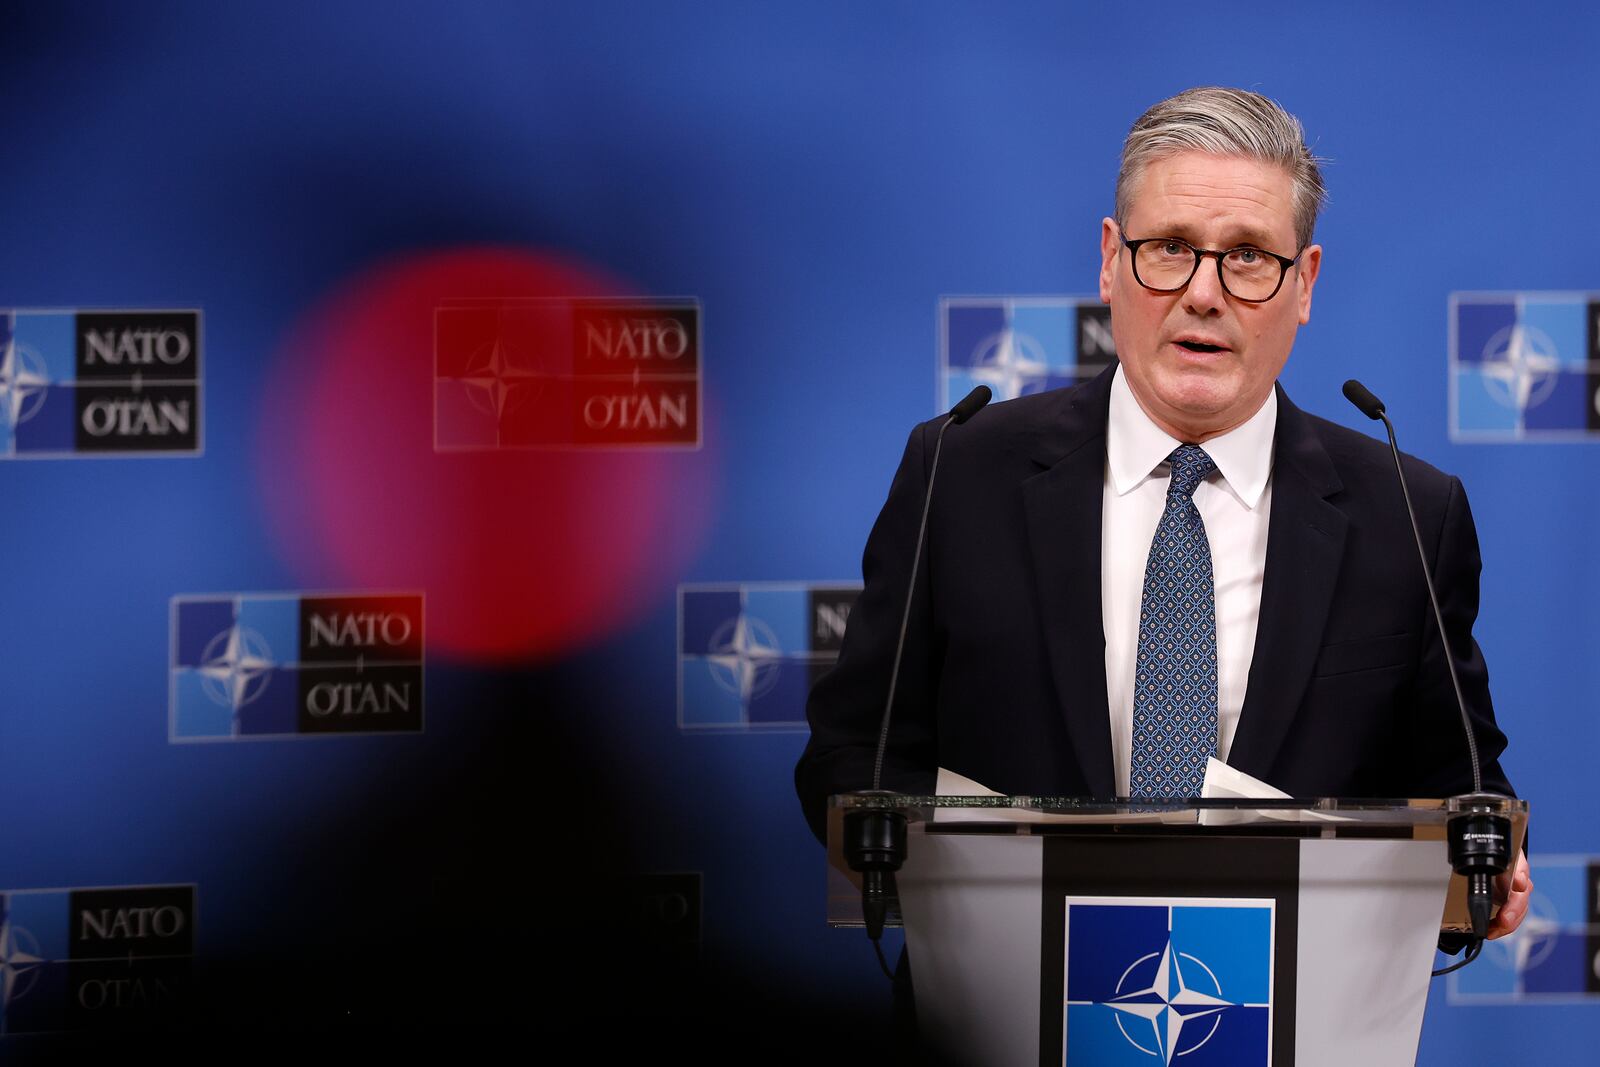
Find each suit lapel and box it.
[1227,388,1348,781]
[1021,371,1116,798]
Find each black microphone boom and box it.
[843,384,993,963]
[1342,379,1480,791]
[871,385,993,791]
[1341,378,1511,967]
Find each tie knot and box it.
[1166,444,1216,499]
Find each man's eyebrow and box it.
[1225,226,1290,250]
[1141,222,1290,251]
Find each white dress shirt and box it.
[1101,367,1275,796]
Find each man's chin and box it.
[1148,391,1251,442]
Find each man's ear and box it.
[1295,244,1322,325]
[1099,217,1120,304]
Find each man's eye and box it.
[1158,241,1188,257]
[1234,248,1261,264]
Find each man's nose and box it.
[1183,254,1227,313]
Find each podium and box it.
[826,794,1527,1067]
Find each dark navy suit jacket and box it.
[796,366,1513,841]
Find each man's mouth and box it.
[1175,339,1227,353]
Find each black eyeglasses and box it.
[1120,234,1304,303]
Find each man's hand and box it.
[1486,850,1532,939]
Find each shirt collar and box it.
[1106,365,1276,509]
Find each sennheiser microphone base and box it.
[842,791,908,942]
[1447,793,1513,941]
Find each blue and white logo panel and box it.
[678,582,858,731]
[1063,896,1273,1066]
[169,592,425,742]
[1448,855,1600,1004]
[1450,292,1599,441]
[0,309,202,458]
[1,884,195,1034]
[940,296,1114,411]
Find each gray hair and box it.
[1115,86,1327,251]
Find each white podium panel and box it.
[897,828,1450,1067]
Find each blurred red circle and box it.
[256,247,717,663]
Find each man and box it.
[796,86,1529,936]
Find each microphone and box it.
[843,385,992,965]
[949,384,992,424]
[1340,379,1384,420]
[1342,379,1511,968]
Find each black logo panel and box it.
[572,303,699,376]
[68,886,194,960]
[75,312,200,382]
[1076,303,1117,374]
[631,873,702,967]
[73,383,199,451]
[1586,859,1600,993]
[297,663,423,733]
[64,958,192,1031]
[1586,301,1600,432]
[808,587,858,654]
[298,595,424,663]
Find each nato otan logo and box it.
[1449,855,1600,1003]
[434,298,700,450]
[1451,292,1600,441]
[1063,896,1273,1066]
[940,296,1115,410]
[0,309,201,458]
[170,593,424,741]
[678,583,859,730]
[0,884,194,1034]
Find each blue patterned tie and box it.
[1129,444,1219,800]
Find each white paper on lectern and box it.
[934,766,1003,797]
[1199,758,1352,824]
[1203,755,1292,798]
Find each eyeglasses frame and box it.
[1119,233,1305,303]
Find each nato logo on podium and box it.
[1063,897,1274,1066]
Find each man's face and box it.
[1098,151,1321,442]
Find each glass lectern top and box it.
[829,792,1527,827]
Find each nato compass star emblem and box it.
[705,613,784,703]
[1479,322,1561,413]
[678,583,858,730]
[0,917,44,1011]
[968,326,1051,401]
[457,332,548,434]
[1103,939,1234,1063]
[197,624,275,710]
[0,341,49,429]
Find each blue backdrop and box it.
[0,2,1594,1061]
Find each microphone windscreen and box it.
[1342,379,1386,420]
[949,385,993,424]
